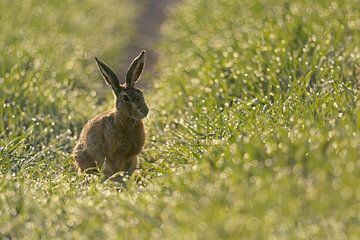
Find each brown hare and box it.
[72,50,149,179]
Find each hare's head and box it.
[95,51,149,120]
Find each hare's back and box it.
[79,111,114,149]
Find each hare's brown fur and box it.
[73,111,145,177]
[72,51,148,178]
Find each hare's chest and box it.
[107,128,145,157]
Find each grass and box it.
[0,0,137,171]
[1,0,360,239]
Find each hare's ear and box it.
[125,50,146,87]
[95,57,122,94]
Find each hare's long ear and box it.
[125,50,146,87]
[95,57,122,94]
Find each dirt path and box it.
[120,0,178,88]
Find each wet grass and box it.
[1,0,360,239]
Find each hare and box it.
[72,50,149,179]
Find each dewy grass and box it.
[147,0,360,238]
[1,0,360,239]
[0,0,137,171]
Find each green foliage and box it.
[0,0,136,172]
[148,0,360,238]
[1,0,360,239]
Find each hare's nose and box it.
[140,107,149,117]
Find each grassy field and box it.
[1,0,360,239]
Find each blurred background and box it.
[0,0,177,142]
[1,0,359,239]
[123,0,177,81]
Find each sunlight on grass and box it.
[1,0,360,239]
[148,0,360,238]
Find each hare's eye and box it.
[122,95,130,102]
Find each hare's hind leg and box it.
[73,144,98,174]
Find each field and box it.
[1,0,360,239]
